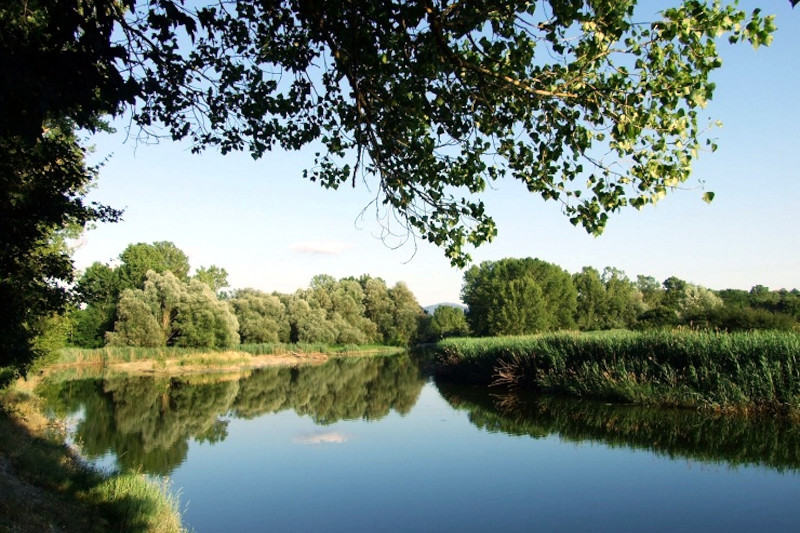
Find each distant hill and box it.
[423,302,467,314]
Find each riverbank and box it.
[433,330,800,416]
[0,376,187,532]
[0,344,407,531]
[41,344,403,379]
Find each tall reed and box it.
[434,330,800,414]
[57,342,399,367]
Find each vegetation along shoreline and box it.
[432,330,800,417]
[0,374,187,533]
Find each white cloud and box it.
[293,432,349,445]
[290,240,354,255]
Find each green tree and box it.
[301,276,382,344]
[71,303,117,348]
[636,275,664,310]
[230,289,291,344]
[1,0,132,370]
[283,294,338,344]
[106,289,166,347]
[76,261,121,304]
[360,276,396,343]
[574,267,606,331]
[425,306,470,340]
[462,257,575,336]
[328,279,379,344]
[388,282,425,345]
[601,267,641,329]
[193,265,230,296]
[0,122,120,369]
[173,279,239,349]
[117,241,190,291]
[107,271,238,348]
[72,261,121,347]
[638,276,723,329]
[494,276,547,336]
[533,259,578,330]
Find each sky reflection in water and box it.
[40,355,800,533]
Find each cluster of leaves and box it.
[71,241,427,348]
[116,0,777,265]
[460,257,799,337]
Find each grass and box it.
[54,342,402,367]
[0,377,188,533]
[433,330,800,415]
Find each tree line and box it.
[459,257,800,337]
[71,241,426,349]
[2,1,782,372]
[35,247,800,351]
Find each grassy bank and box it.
[0,379,187,532]
[433,330,800,415]
[52,342,401,367]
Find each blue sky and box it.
[75,1,800,307]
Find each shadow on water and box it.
[436,380,800,472]
[37,354,425,475]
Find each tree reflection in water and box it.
[38,355,425,474]
[438,381,800,472]
[40,355,800,478]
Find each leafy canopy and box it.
[114,0,776,265]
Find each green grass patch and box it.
[0,380,188,532]
[433,330,800,415]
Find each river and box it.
[39,354,800,532]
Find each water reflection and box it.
[438,381,800,472]
[39,353,800,480]
[293,431,349,445]
[38,355,424,474]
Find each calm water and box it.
[40,355,800,532]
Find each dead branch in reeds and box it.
[492,354,525,389]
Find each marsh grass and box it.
[434,330,800,414]
[91,473,185,533]
[0,380,187,532]
[57,343,401,368]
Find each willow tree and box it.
[230,288,291,343]
[107,271,239,348]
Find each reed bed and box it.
[434,330,800,414]
[56,342,399,367]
